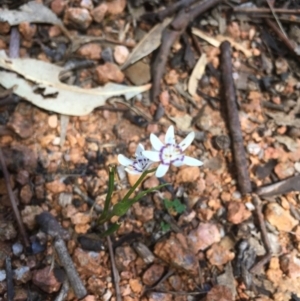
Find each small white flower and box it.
[118,144,153,174]
[142,125,203,178]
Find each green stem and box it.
[98,165,116,224]
[121,168,156,203]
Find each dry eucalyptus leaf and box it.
[275,135,299,152]
[168,114,192,131]
[0,1,70,38]
[265,111,300,128]
[192,27,252,58]
[0,52,150,116]
[121,18,172,70]
[188,53,207,96]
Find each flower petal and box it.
[136,143,145,156]
[165,125,175,144]
[142,150,160,162]
[172,160,184,167]
[125,167,141,175]
[155,164,169,177]
[182,156,203,166]
[150,133,164,151]
[118,154,134,166]
[179,131,195,151]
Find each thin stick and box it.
[105,223,122,301]
[266,0,287,38]
[265,18,299,59]
[9,27,20,58]
[0,148,30,248]
[250,195,272,274]
[36,212,87,299]
[220,41,252,195]
[233,7,300,14]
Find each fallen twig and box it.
[151,0,223,103]
[220,41,252,195]
[105,223,122,301]
[0,148,30,249]
[265,18,300,59]
[250,195,272,274]
[9,27,20,58]
[146,0,199,21]
[36,212,87,299]
[54,278,69,301]
[232,7,300,14]
[256,175,300,197]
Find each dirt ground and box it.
[1,0,300,300]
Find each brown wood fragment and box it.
[256,175,300,197]
[250,195,272,274]
[36,212,87,299]
[220,41,252,195]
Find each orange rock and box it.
[63,8,92,30]
[45,179,66,194]
[18,22,37,41]
[154,233,198,274]
[164,69,179,85]
[48,115,58,128]
[106,0,126,15]
[206,243,235,266]
[129,279,143,294]
[226,201,251,224]
[132,203,154,223]
[204,285,233,301]
[175,166,200,183]
[188,223,221,252]
[77,43,102,60]
[50,0,67,15]
[91,3,108,23]
[95,62,125,84]
[265,203,298,232]
[73,248,105,276]
[21,205,43,230]
[32,266,61,293]
[274,161,295,180]
[142,264,165,286]
[20,184,33,205]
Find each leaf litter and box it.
[2,1,300,301]
[0,51,150,116]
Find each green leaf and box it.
[173,199,186,214]
[163,198,173,210]
[99,223,121,238]
[160,221,170,232]
[98,165,116,224]
[163,198,186,214]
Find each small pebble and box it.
[114,45,129,65]
[12,242,24,257]
[63,8,92,30]
[0,270,6,281]
[247,142,261,155]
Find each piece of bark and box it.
[220,41,251,195]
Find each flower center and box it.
[160,144,183,165]
[131,157,149,172]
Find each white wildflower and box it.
[142,125,203,177]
